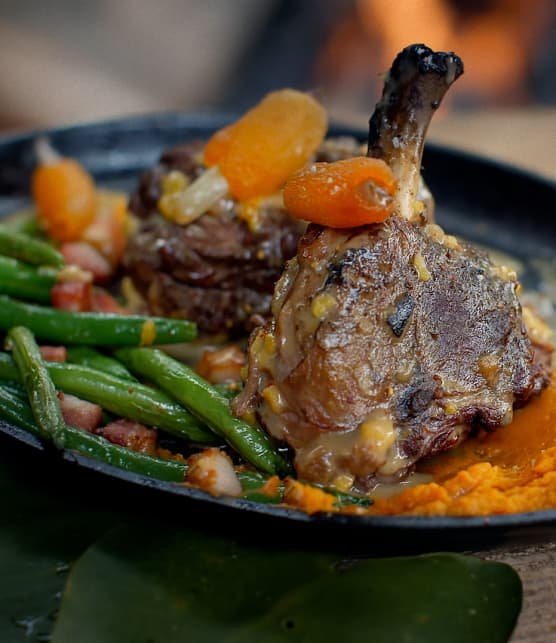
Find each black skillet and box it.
[0,113,555,553]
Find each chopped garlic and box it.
[412,253,431,282]
[252,330,276,371]
[492,264,517,282]
[311,292,337,319]
[139,319,157,346]
[333,473,355,492]
[413,200,425,217]
[56,264,93,283]
[444,402,457,415]
[161,170,189,194]
[478,353,500,387]
[238,197,263,232]
[121,276,145,311]
[262,384,286,414]
[522,305,554,349]
[359,410,396,458]
[158,166,229,225]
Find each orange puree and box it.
[368,375,556,516]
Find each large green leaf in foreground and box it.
[0,441,118,643]
[52,520,522,643]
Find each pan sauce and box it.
[363,253,556,515]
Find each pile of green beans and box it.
[0,348,290,476]
[0,352,217,446]
[116,347,292,477]
[0,384,188,482]
[0,224,370,508]
[0,337,290,479]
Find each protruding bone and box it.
[367,44,464,222]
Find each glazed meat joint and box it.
[233,45,550,491]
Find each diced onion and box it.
[158,166,229,225]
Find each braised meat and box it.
[123,137,366,335]
[236,218,549,489]
[123,142,303,335]
[233,45,551,490]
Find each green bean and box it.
[0,352,19,380]
[8,326,66,448]
[236,469,372,508]
[240,473,285,504]
[0,384,187,482]
[0,383,41,434]
[115,347,292,477]
[47,362,218,445]
[63,427,188,482]
[0,379,27,399]
[0,256,57,303]
[0,227,64,267]
[0,352,217,446]
[0,295,197,345]
[0,211,42,236]
[213,382,242,399]
[66,346,137,382]
[236,470,270,490]
[325,487,373,509]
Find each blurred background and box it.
[0,0,554,176]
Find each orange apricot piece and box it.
[203,89,327,201]
[283,156,397,228]
[32,158,97,242]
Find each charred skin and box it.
[235,45,550,491]
[368,44,463,222]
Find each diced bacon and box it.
[91,288,129,315]
[196,345,246,384]
[186,448,242,496]
[40,345,67,362]
[51,281,92,312]
[57,391,103,432]
[60,241,113,284]
[97,418,157,455]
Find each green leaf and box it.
[52,520,521,643]
[0,439,118,643]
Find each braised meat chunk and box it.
[123,137,368,336]
[123,142,303,336]
[236,218,548,489]
[234,45,551,491]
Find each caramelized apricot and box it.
[32,159,97,242]
[204,89,327,201]
[283,156,397,228]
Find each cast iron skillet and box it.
[1,113,555,553]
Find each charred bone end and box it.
[367,44,464,223]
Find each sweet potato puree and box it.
[367,374,556,516]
